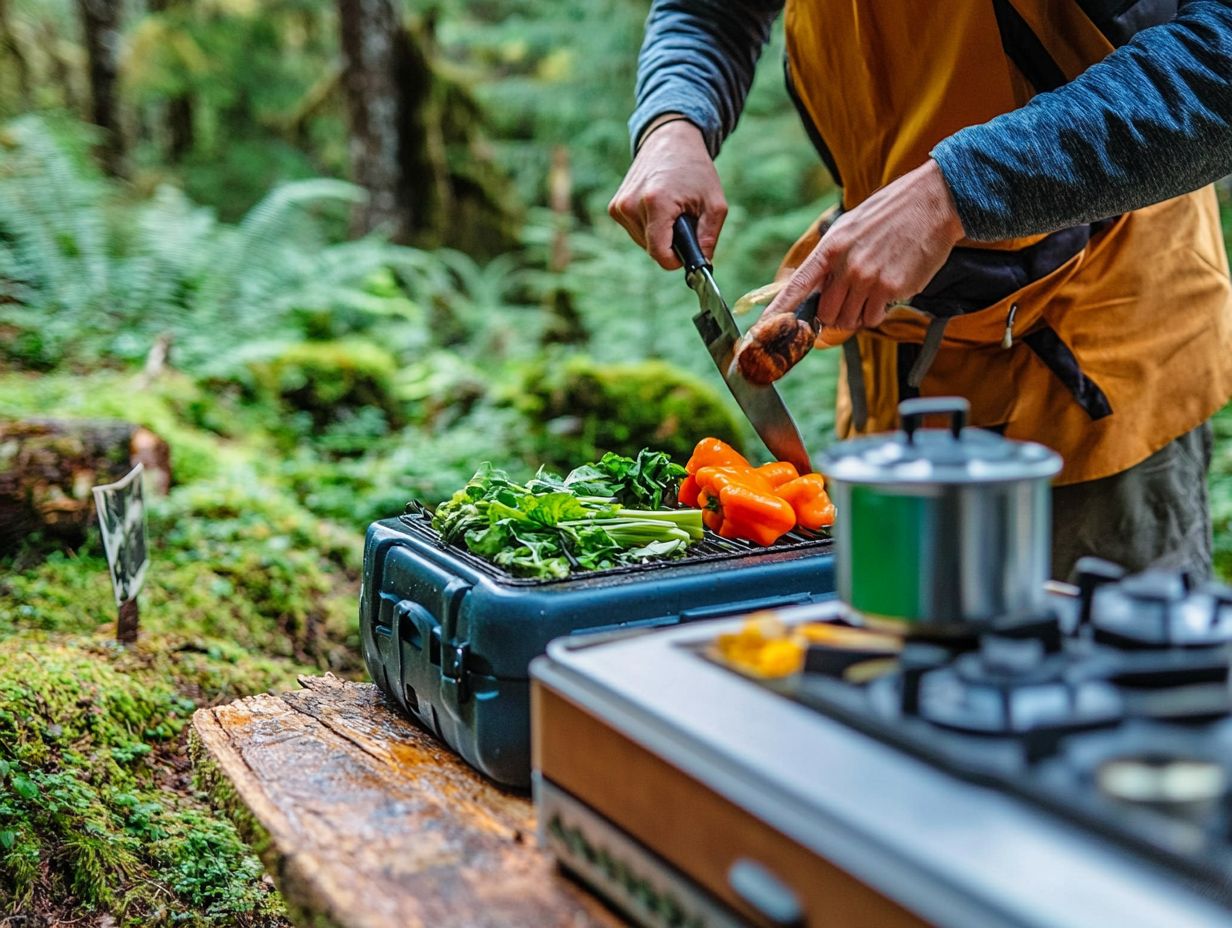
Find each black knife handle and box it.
[794,291,821,331]
[672,214,711,276]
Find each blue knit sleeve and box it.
[932,0,1232,241]
[629,0,783,158]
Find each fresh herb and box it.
[432,455,702,579]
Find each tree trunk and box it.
[165,90,194,161]
[0,0,32,107]
[542,146,587,346]
[77,0,125,175]
[42,20,81,113]
[0,419,169,555]
[336,0,410,240]
[336,3,519,254]
[148,0,194,161]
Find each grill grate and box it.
[399,501,832,586]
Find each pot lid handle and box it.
[899,396,969,444]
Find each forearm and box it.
[932,0,1232,241]
[630,0,782,158]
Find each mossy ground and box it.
[0,345,734,924]
[1,369,362,926]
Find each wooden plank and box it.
[191,674,625,928]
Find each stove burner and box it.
[1089,570,1232,648]
[916,650,1122,738]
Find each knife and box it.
[671,215,815,475]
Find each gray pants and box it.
[1051,423,1214,582]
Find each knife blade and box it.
[672,215,814,475]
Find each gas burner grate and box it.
[398,500,832,586]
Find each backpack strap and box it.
[993,0,1178,94]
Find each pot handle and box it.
[900,396,969,443]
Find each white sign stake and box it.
[93,463,149,644]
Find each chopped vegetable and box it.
[680,437,838,543]
[694,466,797,546]
[685,437,749,474]
[777,473,836,530]
[754,461,799,488]
[714,615,806,678]
[432,454,702,580]
[714,615,903,679]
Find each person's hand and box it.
[759,159,965,332]
[608,116,727,269]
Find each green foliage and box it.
[122,0,348,219]
[149,808,276,922]
[515,354,744,469]
[240,338,403,447]
[0,118,427,372]
[0,369,254,485]
[0,637,292,923]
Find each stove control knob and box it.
[1070,557,1126,627]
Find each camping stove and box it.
[532,562,1232,928]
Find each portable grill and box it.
[359,503,835,787]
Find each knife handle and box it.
[794,292,821,332]
[672,215,711,276]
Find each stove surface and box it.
[534,561,1232,928]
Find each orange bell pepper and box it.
[777,473,836,530]
[686,437,749,474]
[694,464,775,495]
[677,473,701,508]
[754,461,799,488]
[714,484,797,545]
[695,467,797,545]
[697,486,725,532]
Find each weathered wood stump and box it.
[191,674,625,928]
[0,417,170,553]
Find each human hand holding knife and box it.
[671,215,814,475]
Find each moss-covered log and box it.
[0,418,170,554]
[191,675,622,928]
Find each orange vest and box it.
[781,0,1232,485]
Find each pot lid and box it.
[820,397,1062,485]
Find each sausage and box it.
[733,313,818,385]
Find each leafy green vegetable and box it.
[431,453,701,579]
[563,449,687,510]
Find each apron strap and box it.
[843,338,869,431]
[908,316,951,389]
[1021,326,1114,420]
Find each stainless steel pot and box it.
[819,397,1062,634]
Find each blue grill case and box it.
[359,511,836,787]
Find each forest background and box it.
[0,1,1230,925]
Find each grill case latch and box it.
[442,640,472,707]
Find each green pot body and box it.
[828,477,1052,633]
